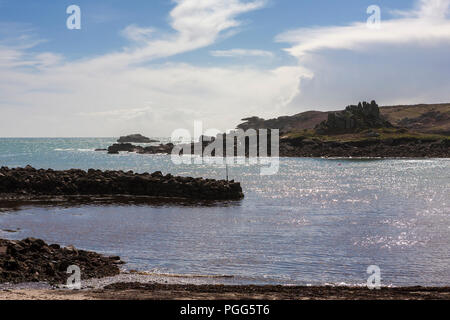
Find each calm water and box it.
[0,138,449,286]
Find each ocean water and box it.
[0,138,449,286]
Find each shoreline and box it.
[1,283,450,300]
[99,140,450,158]
[278,136,449,158]
[1,270,449,300]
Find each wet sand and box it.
[1,283,450,300]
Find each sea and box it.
[0,138,449,287]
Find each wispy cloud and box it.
[78,106,154,121]
[210,48,274,58]
[390,0,450,18]
[0,39,61,70]
[416,0,450,18]
[86,0,267,67]
[276,0,450,58]
[121,25,156,43]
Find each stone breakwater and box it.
[0,166,244,200]
[0,237,122,284]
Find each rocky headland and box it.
[0,237,122,284]
[278,101,449,157]
[0,166,244,201]
[240,101,450,158]
[101,101,449,158]
[237,102,450,135]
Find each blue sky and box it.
[0,0,449,137]
[0,0,413,62]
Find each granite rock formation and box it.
[315,101,392,134]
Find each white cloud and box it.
[0,45,62,69]
[1,0,450,137]
[210,48,274,58]
[275,0,450,111]
[120,25,156,43]
[276,1,450,58]
[390,0,450,18]
[0,0,311,137]
[417,0,450,19]
[85,0,267,68]
[0,60,307,136]
[78,106,154,121]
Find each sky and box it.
[0,0,449,137]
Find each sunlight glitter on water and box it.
[0,138,449,286]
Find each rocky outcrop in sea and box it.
[107,143,174,154]
[116,134,158,143]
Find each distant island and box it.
[117,134,158,143]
